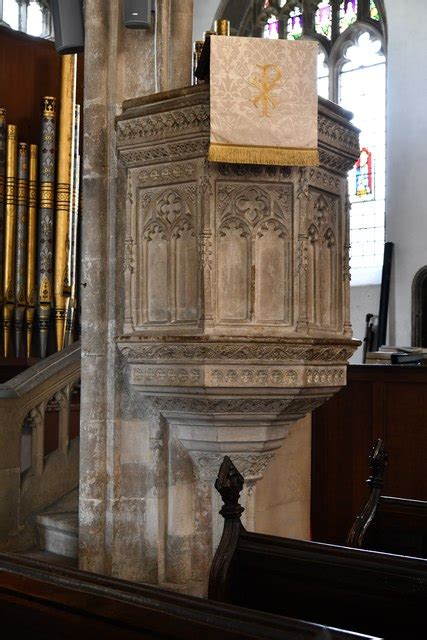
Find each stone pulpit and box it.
[94,85,359,595]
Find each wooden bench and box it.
[0,551,379,639]
[347,439,427,557]
[208,456,427,640]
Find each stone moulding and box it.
[117,337,356,363]
[117,337,352,392]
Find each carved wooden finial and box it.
[347,438,388,548]
[367,438,388,492]
[215,456,245,520]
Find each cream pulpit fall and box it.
[114,84,359,595]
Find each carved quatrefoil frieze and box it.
[138,185,196,241]
[235,187,269,225]
[158,190,183,225]
[217,183,292,229]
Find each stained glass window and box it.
[2,0,19,30]
[287,7,303,40]
[370,0,380,21]
[264,15,280,39]
[316,1,332,40]
[27,1,45,37]
[317,50,329,99]
[340,0,358,32]
[339,32,385,284]
[259,0,385,285]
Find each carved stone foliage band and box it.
[318,114,359,157]
[117,105,210,145]
[133,367,201,386]
[147,394,335,417]
[191,452,275,481]
[118,341,356,363]
[308,167,341,194]
[119,139,210,167]
[132,365,301,387]
[305,367,346,386]
[209,367,299,387]
[138,162,197,186]
[131,364,344,388]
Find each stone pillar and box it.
[80,0,194,575]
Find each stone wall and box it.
[256,414,311,540]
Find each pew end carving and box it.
[208,456,245,602]
[347,438,388,548]
[209,454,427,640]
[347,439,427,557]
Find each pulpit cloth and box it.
[208,36,319,167]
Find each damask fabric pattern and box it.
[209,36,319,166]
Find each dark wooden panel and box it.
[312,365,427,544]
[0,552,374,640]
[383,380,427,499]
[0,26,84,144]
[311,377,374,543]
[208,456,423,640]
[0,26,60,143]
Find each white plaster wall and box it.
[349,1,427,354]
[193,0,221,41]
[349,284,381,362]
[385,0,427,346]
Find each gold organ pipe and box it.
[54,54,77,351]
[64,103,80,348]
[214,19,231,35]
[38,96,57,359]
[0,108,6,320]
[26,144,38,358]
[15,142,29,358]
[3,125,18,357]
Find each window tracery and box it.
[248,0,386,286]
[0,0,52,38]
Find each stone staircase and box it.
[0,343,81,566]
[34,488,79,561]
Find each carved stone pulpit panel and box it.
[115,85,359,594]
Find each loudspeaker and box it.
[124,0,153,29]
[51,0,84,54]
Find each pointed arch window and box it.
[0,0,52,38]
[249,0,386,286]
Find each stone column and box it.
[80,0,194,575]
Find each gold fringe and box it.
[208,143,319,167]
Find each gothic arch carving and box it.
[412,266,427,347]
[138,185,199,327]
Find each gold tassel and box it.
[208,143,319,167]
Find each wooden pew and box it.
[347,439,427,557]
[0,552,378,639]
[209,456,427,640]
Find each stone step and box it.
[18,548,78,568]
[36,488,79,559]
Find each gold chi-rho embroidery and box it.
[249,64,283,117]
